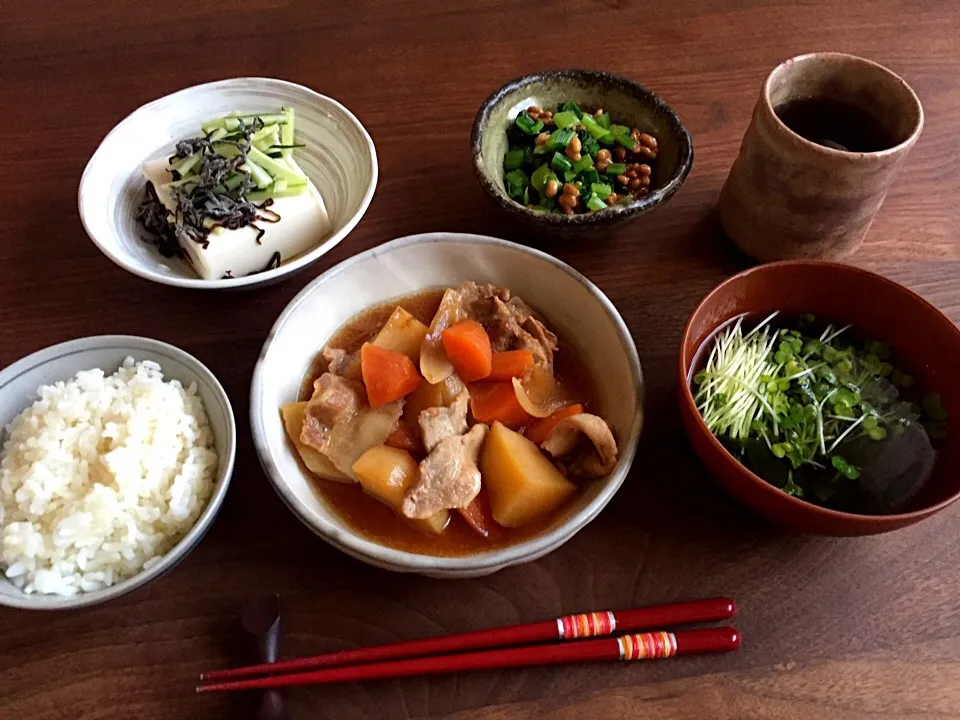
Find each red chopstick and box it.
[201,596,735,682]
[197,626,740,693]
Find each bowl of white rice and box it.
[0,335,235,610]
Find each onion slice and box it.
[512,367,569,418]
[420,288,461,384]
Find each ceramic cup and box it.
[719,53,923,261]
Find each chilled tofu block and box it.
[480,421,577,527]
[352,445,450,534]
[142,157,331,280]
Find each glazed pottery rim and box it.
[470,68,693,226]
[678,260,960,526]
[78,76,379,290]
[251,231,645,573]
[0,334,237,609]
[763,52,924,160]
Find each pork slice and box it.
[402,423,488,519]
[418,390,469,453]
[482,297,558,369]
[301,373,363,451]
[541,413,618,478]
[322,347,354,376]
[301,372,403,479]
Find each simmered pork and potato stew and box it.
[281,282,619,555]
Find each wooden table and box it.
[2,1,959,717]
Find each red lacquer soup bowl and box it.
[678,261,960,535]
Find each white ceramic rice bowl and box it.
[79,77,377,290]
[0,336,236,609]
[251,233,643,578]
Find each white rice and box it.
[0,357,218,596]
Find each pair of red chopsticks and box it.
[196,597,739,693]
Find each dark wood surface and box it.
[2,1,959,718]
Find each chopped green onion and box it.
[531,163,554,193]
[563,169,578,183]
[553,111,579,129]
[573,155,594,173]
[595,112,612,129]
[605,162,627,176]
[586,194,607,211]
[580,114,610,140]
[551,152,574,173]
[579,168,600,187]
[609,124,630,136]
[580,133,600,158]
[546,127,575,150]
[558,101,583,119]
[615,133,637,149]
[591,182,613,199]
[505,168,529,199]
[503,149,526,171]
[515,112,544,136]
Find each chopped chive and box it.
[605,162,627,175]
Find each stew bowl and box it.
[251,232,643,577]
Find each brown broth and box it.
[297,287,600,556]
[774,97,895,153]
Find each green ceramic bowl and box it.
[471,69,693,236]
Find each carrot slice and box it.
[524,404,584,445]
[385,424,423,454]
[458,490,497,538]
[469,381,531,429]
[487,350,534,381]
[361,343,422,409]
[441,320,493,382]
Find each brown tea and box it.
[774,97,893,153]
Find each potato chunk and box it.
[352,446,449,534]
[372,307,430,362]
[480,421,577,527]
[281,402,351,482]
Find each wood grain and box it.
[1,0,959,717]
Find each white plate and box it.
[251,232,644,577]
[0,336,236,609]
[79,77,377,290]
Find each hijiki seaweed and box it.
[136,118,282,266]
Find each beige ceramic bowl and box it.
[0,336,236,610]
[251,233,644,578]
[471,69,693,237]
[79,77,377,290]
